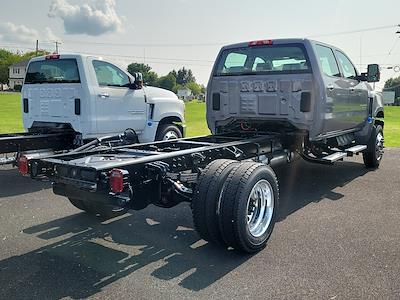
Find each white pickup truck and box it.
[21,53,185,143]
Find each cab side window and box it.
[335,51,357,79]
[92,60,130,87]
[315,45,340,77]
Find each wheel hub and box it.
[376,132,384,161]
[246,179,274,238]
[163,130,179,140]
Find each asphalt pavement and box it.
[0,149,399,299]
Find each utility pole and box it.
[54,40,61,54]
[35,40,38,56]
[359,35,362,68]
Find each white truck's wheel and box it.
[156,124,182,141]
[218,162,279,253]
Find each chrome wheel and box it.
[163,130,179,140]
[246,179,274,238]
[375,132,384,161]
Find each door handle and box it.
[98,93,110,98]
[327,85,334,91]
[349,87,355,93]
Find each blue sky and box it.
[0,0,399,87]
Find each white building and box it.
[177,87,192,101]
[8,59,29,90]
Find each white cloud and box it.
[0,22,59,44]
[48,0,123,36]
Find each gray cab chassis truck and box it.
[30,39,384,253]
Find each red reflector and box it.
[45,54,60,60]
[109,169,125,193]
[248,39,273,46]
[18,155,29,175]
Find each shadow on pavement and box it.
[0,159,369,299]
[275,159,368,221]
[0,167,51,198]
[1,210,249,299]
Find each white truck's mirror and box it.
[367,64,380,82]
[130,72,143,89]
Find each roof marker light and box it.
[45,54,60,60]
[248,40,273,47]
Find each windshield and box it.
[214,44,311,76]
[25,59,81,84]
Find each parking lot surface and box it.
[0,149,399,299]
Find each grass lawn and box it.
[184,101,210,137]
[0,93,23,133]
[0,92,398,147]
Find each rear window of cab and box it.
[25,58,81,84]
[214,44,311,76]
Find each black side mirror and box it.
[367,64,380,82]
[129,72,143,89]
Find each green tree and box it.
[0,50,20,83]
[157,73,176,91]
[0,49,48,83]
[176,67,196,85]
[127,63,158,86]
[186,81,202,96]
[384,76,400,102]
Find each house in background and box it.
[177,86,192,101]
[8,59,30,90]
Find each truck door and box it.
[90,60,147,136]
[334,50,368,129]
[314,44,349,134]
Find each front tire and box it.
[363,125,384,169]
[218,162,279,253]
[156,124,182,141]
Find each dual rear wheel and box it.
[192,159,279,253]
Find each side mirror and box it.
[129,72,143,89]
[367,64,380,83]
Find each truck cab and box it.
[207,38,383,144]
[22,54,185,143]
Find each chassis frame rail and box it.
[0,131,76,154]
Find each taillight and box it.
[109,169,126,193]
[248,39,273,47]
[18,155,29,175]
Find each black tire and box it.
[219,162,279,253]
[68,198,127,219]
[191,159,239,245]
[156,124,182,141]
[363,125,384,169]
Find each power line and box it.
[60,39,227,48]
[381,36,400,65]
[61,48,214,65]
[307,24,398,38]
